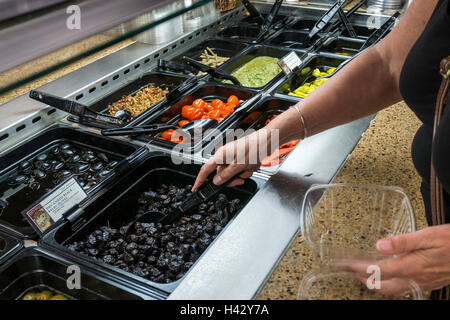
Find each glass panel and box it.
[0,0,214,100]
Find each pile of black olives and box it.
[67,183,242,283]
[7,143,118,192]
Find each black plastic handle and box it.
[101,124,176,136]
[241,0,265,25]
[233,92,264,117]
[30,90,124,125]
[308,0,346,40]
[327,0,366,34]
[157,59,198,75]
[255,0,284,42]
[30,90,95,118]
[182,56,242,86]
[180,172,243,214]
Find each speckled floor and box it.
[256,101,428,299]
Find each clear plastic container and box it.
[301,183,416,264]
[297,271,424,300]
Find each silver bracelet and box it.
[290,104,307,139]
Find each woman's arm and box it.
[193,0,438,190]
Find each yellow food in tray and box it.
[21,289,69,300]
[286,67,336,98]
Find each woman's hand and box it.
[338,224,450,296]
[192,128,273,191]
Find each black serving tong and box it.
[360,11,400,51]
[306,0,347,45]
[101,118,218,137]
[241,0,265,25]
[326,0,366,35]
[254,0,284,43]
[182,56,242,86]
[157,59,198,75]
[29,90,132,126]
[124,172,244,232]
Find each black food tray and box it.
[318,37,364,56]
[274,54,348,98]
[0,247,156,300]
[216,45,298,91]
[266,30,311,50]
[0,125,138,239]
[0,231,22,265]
[41,154,263,294]
[67,71,189,129]
[171,39,248,69]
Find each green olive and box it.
[37,290,53,300]
[22,292,37,300]
[49,294,68,300]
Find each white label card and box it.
[278,51,302,75]
[25,177,87,233]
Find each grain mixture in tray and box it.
[108,85,169,118]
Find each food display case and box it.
[0,0,401,299]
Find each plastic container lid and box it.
[301,183,416,264]
[297,271,424,300]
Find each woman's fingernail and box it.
[377,239,393,252]
[213,175,223,185]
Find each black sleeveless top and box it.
[399,0,450,220]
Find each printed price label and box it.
[24,178,87,233]
[278,51,302,75]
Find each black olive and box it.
[61,143,71,150]
[149,267,161,277]
[166,242,177,253]
[103,255,115,264]
[127,234,138,242]
[125,242,137,252]
[214,225,222,234]
[19,160,32,173]
[108,160,119,169]
[108,248,118,256]
[97,153,109,163]
[88,248,99,257]
[93,230,102,237]
[156,257,168,270]
[147,256,157,265]
[36,153,48,162]
[87,235,97,247]
[123,252,134,264]
[74,163,90,174]
[102,231,111,242]
[119,226,129,235]
[90,162,104,172]
[61,149,75,158]
[33,169,46,180]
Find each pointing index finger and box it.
[192,158,218,191]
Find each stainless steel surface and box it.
[0,0,70,22]
[0,0,211,73]
[367,0,402,10]
[0,1,391,299]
